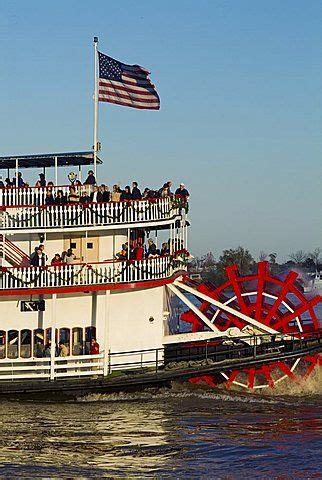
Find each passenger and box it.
[61,250,68,263]
[80,190,90,204]
[47,181,55,188]
[39,244,48,262]
[45,190,55,205]
[147,239,158,258]
[54,189,66,205]
[5,178,12,188]
[111,184,121,202]
[142,188,151,199]
[39,173,46,187]
[35,341,44,358]
[134,242,144,260]
[131,181,142,200]
[90,338,100,355]
[121,185,132,201]
[90,185,102,203]
[58,342,68,357]
[65,248,76,265]
[102,185,110,202]
[84,170,96,185]
[31,248,46,267]
[13,172,25,188]
[44,342,51,358]
[51,253,62,266]
[160,242,170,256]
[161,185,170,198]
[68,186,80,203]
[175,183,190,200]
[0,176,4,188]
[116,243,128,260]
[30,247,38,264]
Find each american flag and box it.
[98,52,160,110]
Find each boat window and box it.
[45,328,58,346]
[0,331,6,359]
[20,329,32,359]
[72,327,83,355]
[7,330,19,359]
[85,326,96,354]
[59,328,70,355]
[34,329,45,358]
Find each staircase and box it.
[0,235,30,266]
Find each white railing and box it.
[1,197,179,230]
[0,184,93,207]
[0,255,185,290]
[0,354,104,381]
[0,348,164,381]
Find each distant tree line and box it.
[189,246,321,284]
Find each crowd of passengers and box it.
[0,170,190,204]
[36,337,99,358]
[30,238,178,267]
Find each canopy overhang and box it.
[0,151,102,170]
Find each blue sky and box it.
[0,0,321,261]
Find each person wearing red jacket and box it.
[90,338,100,355]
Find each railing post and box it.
[155,349,158,373]
[253,335,257,358]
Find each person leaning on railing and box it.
[68,186,80,203]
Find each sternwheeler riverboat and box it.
[0,38,320,398]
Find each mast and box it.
[93,36,99,181]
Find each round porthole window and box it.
[149,316,154,323]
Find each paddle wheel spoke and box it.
[180,262,322,391]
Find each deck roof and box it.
[0,151,102,169]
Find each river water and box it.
[0,371,320,478]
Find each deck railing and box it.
[0,197,182,230]
[0,184,93,207]
[0,255,186,290]
[0,348,165,381]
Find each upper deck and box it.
[0,151,187,232]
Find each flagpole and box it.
[93,36,99,181]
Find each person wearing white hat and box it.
[175,183,190,199]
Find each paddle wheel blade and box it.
[179,262,322,391]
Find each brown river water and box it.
[0,369,320,479]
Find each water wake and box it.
[78,366,322,404]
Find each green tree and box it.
[216,246,255,282]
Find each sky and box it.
[0,0,321,262]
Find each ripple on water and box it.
[0,372,320,478]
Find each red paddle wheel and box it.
[180,262,322,390]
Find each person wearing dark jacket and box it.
[147,239,158,258]
[54,190,66,205]
[45,191,55,205]
[84,170,96,185]
[90,186,103,203]
[31,248,46,267]
[175,183,190,199]
[131,181,142,200]
[38,173,46,187]
[101,185,110,202]
[121,186,132,201]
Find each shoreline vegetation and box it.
[188,246,322,287]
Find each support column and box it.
[50,293,57,380]
[91,291,97,328]
[103,290,111,376]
